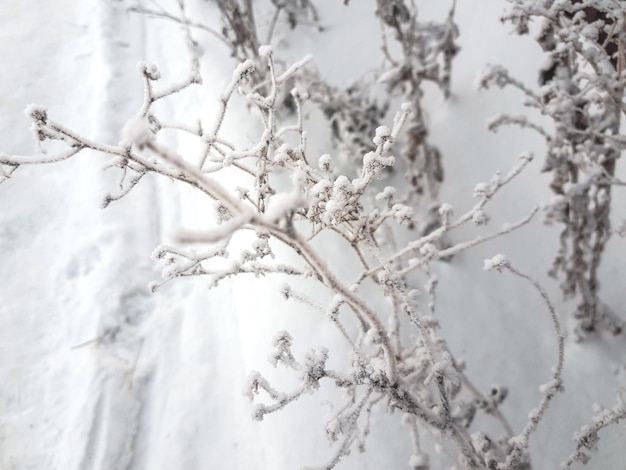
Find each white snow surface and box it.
[1,1,625,470]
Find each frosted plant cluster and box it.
[0,42,562,470]
[1,0,625,469]
[478,0,626,338]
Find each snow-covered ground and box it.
[1,1,625,469]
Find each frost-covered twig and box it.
[561,394,626,468]
[129,3,229,48]
[484,254,565,468]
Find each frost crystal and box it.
[483,254,509,272]
[138,61,160,80]
[472,210,489,226]
[318,153,332,172]
[373,125,391,145]
[473,182,489,198]
[258,45,273,57]
[25,104,48,124]
[375,186,396,201]
[233,60,255,80]
[438,203,453,216]
[121,115,153,149]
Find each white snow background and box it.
[1,1,625,469]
